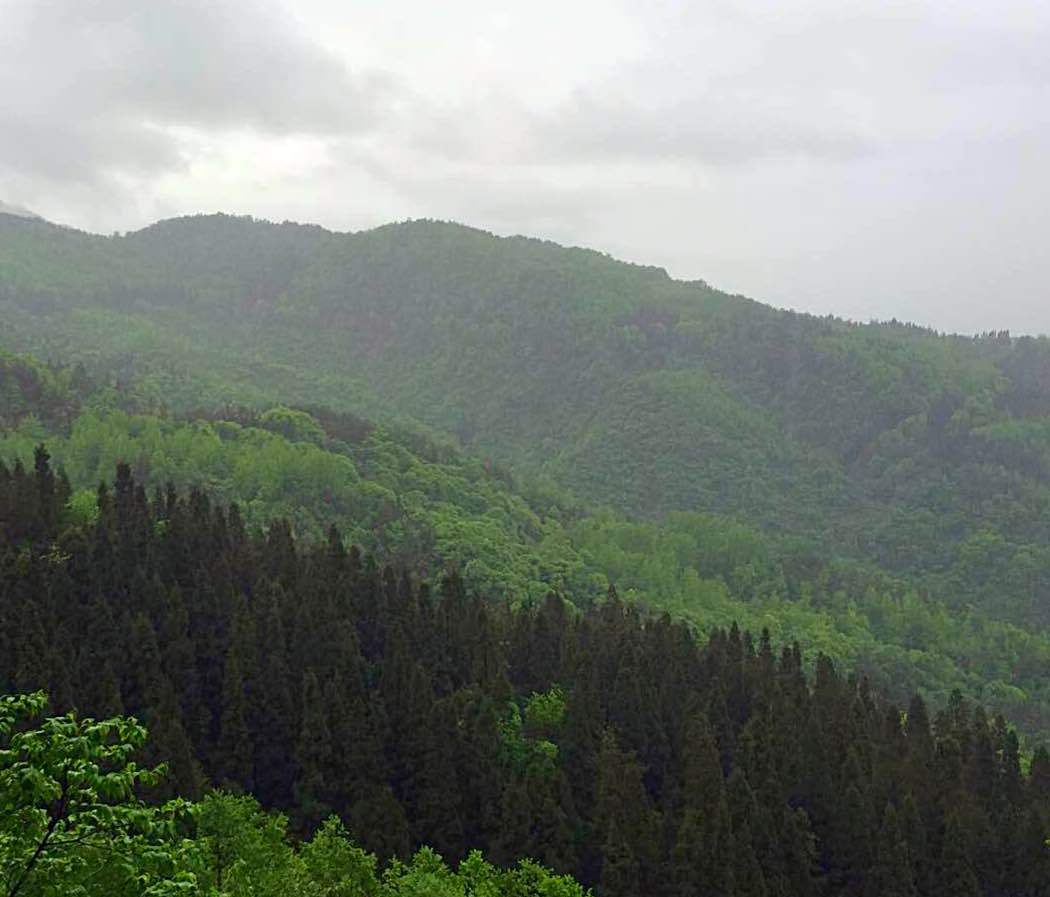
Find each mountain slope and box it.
[2,212,1049,632]
[4,345,1050,743]
[3,456,1049,895]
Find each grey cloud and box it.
[531,91,879,166]
[1,112,182,182]
[0,0,396,190]
[435,1,1049,170]
[397,11,889,169]
[331,136,629,244]
[400,89,878,170]
[1,0,1049,333]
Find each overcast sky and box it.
[2,0,1048,334]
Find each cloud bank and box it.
[1,0,1048,333]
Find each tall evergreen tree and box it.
[864,802,917,897]
[294,671,334,829]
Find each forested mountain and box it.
[3,210,1050,730]
[4,349,1050,744]
[2,211,1050,890]
[2,456,1048,895]
[3,211,1050,633]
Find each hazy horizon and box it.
[2,0,1048,335]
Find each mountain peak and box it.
[0,200,42,220]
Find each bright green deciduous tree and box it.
[0,691,189,897]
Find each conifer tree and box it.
[864,802,917,897]
[249,589,296,808]
[935,811,981,897]
[673,716,734,897]
[216,642,253,791]
[1,460,1048,895]
[406,701,466,862]
[494,775,536,868]
[595,729,659,897]
[294,671,334,829]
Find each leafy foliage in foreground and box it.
[0,692,184,897]
[0,693,587,897]
[1,459,1048,895]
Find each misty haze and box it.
[1,2,1048,895]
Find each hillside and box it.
[2,216,1050,894]
[3,457,1048,895]
[3,343,1050,750]
[3,213,1050,624]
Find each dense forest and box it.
[3,349,1050,743]
[5,213,1050,631]
[1,693,588,897]
[2,454,1049,895]
[2,209,1050,890]
[4,212,1050,627]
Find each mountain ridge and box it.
[2,211,1049,634]
[0,209,977,336]
[4,215,1050,740]
[0,199,42,220]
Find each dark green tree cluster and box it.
[2,454,1048,895]
[6,353,1050,743]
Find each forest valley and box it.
[1,450,1048,895]
[1,211,1050,893]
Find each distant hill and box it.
[1,211,1049,642]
